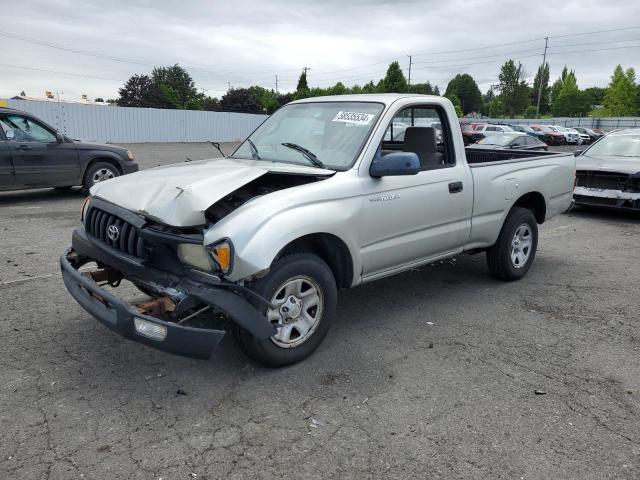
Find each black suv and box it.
[0,107,138,192]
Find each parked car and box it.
[509,125,547,142]
[61,94,575,366]
[532,125,566,145]
[573,127,640,211]
[473,132,548,151]
[0,107,138,192]
[472,124,514,142]
[556,126,581,145]
[573,127,603,144]
[459,121,477,145]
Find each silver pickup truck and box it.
[61,94,575,366]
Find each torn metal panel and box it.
[90,157,333,227]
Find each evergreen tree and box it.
[296,70,309,91]
[602,65,638,116]
[552,71,589,117]
[382,61,408,93]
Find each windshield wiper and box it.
[281,143,326,169]
[247,138,261,160]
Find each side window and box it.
[4,114,57,143]
[486,126,497,132]
[0,118,12,140]
[381,105,454,169]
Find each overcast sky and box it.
[1,0,639,101]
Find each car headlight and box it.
[177,244,212,272]
[177,240,234,274]
[80,196,91,221]
[208,240,233,275]
[126,150,135,161]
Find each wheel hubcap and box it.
[92,168,115,184]
[511,223,533,269]
[268,276,323,348]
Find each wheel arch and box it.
[82,154,124,178]
[513,191,546,224]
[274,233,354,289]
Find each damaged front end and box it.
[574,170,640,210]
[60,198,277,359]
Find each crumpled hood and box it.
[90,157,333,226]
[577,155,640,175]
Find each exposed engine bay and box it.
[205,172,329,224]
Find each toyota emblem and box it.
[107,224,120,241]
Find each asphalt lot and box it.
[1,142,639,479]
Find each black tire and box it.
[486,207,538,281]
[83,162,120,191]
[233,253,337,367]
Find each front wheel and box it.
[83,162,119,191]
[233,253,337,367]
[486,207,538,281]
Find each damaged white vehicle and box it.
[574,128,640,211]
[61,94,575,366]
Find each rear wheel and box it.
[83,162,119,191]
[233,253,337,367]
[486,207,538,281]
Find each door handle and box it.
[448,181,463,193]
[16,145,32,151]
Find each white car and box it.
[475,124,514,135]
[555,126,581,145]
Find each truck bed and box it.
[465,147,559,165]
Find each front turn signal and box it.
[210,240,233,274]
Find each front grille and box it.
[85,207,146,257]
[576,171,637,191]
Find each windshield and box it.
[232,102,384,170]
[585,133,640,157]
[479,135,517,146]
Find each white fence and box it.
[467,116,640,129]
[5,99,268,144]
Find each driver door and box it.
[2,113,79,187]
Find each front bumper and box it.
[61,251,224,358]
[574,186,640,211]
[60,227,277,359]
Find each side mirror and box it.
[55,133,64,143]
[370,151,420,178]
[574,149,583,157]
[5,128,15,140]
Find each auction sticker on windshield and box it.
[333,111,375,125]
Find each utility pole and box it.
[407,55,412,86]
[227,81,232,91]
[302,66,310,76]
[275,75,279,94]
[535,37,549,119]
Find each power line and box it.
[548,26,640,39]
[0,63,126,81]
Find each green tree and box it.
[550,66,569,109]
[151,65,201,109]
[382,61,408,93]
[94,97,104,102]
[552,71,589,117]
[444,74,482,114]
[583,86,606,108]
[531,62,550,115]
[117,74,160,107]
[296,70,309,91]
[602,65,638,116]
[248,86,280,113]
[408,82,435,95]
[497,60,530,117]
[201,96,220,111]
[220,88,261,113]
[433,85,440,96]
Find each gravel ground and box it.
[1,143,639,479]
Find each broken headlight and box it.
[208,240,233,275]
[177,244,212,272]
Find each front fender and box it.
[205,196,363,284]
[81,150,126,172]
